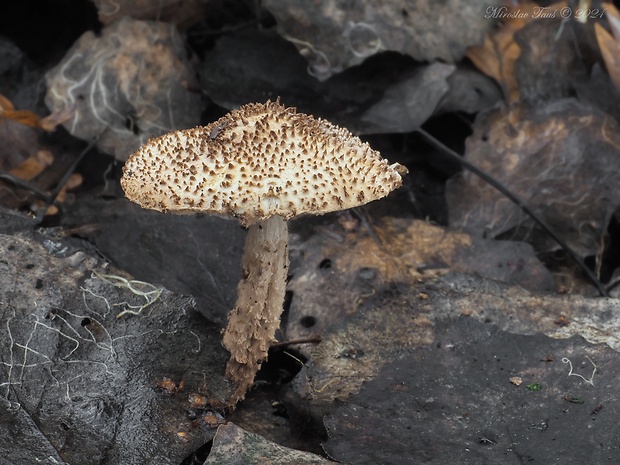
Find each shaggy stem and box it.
[222,215,289,406]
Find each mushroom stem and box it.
[222,214,289,405]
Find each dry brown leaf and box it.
[606,1,620,35]
[466,1,567,103]
[39,173,83,216]
[6,150,83,216]
[595,3,620,94]
[0,93,42,128]
[465,4,528,102]
[0,94,75,131]
[0,94,15,111]
[466,32,520,102]
[42,173,84,216]
[0,94,36,127]
[1,110,42,128]
[38,104,76,132]
[8,150,54,180]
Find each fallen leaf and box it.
[435,65,503,116]
[286,217,554,358]
[61,196,246,325]
[595,3,620,94]
[8,150,54,180]
[358,63,455,133]
[606,2,620,36]
[33,172,83,216]
[0,94,74,131]
[200,28,321,112]
[322,318,619,464]
[466,1,569,103]
[45,17,202,160]
[514,14,593,104]
[200,29,499,135]
[0,108,41,127]
[465,1,539,102]
[572,61,620,125]
[264,0,501,80]
[3,150,83,217]
[0,233,233,464]
[0,117,41,171]
[287,212,620,410]
[38,104,76,132]
[446,99,620,258]
[204,423,332,465]
[466,28,522,103]
[91,0,203,29]
[0,94,14,111]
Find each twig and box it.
[270,336,322,349]
[34,135,100,223]
[0,172,52,201]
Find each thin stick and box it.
[34,135,100,223]
[271,336,322,349]
[0,173,51,200]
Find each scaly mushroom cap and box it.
[121,100,406,226]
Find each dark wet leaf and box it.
[513,18,592,104]
[200,29,496,134]
[200,28,321,111]
[91,0,203,28]
[0,37,22,76]
[323,318,620,464]
[446,99,620,257]
[61,195,246,325]
[289,257,620,413]
[573,63,620,125]
[225,390,326,456]
[435,65,502,116]
[357,63,454,134]
[0,233,232,465]
[0,206,35,234]
[44,17,202,160]
[286,217,554,353]
[263,0,500,80]
[205,423,333,465]
[464,2,598,105]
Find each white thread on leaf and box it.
[562,356,597,386]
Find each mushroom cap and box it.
[121,100,407,226]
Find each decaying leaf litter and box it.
[3,0,620,463]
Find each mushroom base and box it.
[222,214,289,406]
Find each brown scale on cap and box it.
[121,100,406,226]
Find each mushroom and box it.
[120,100,407,406]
